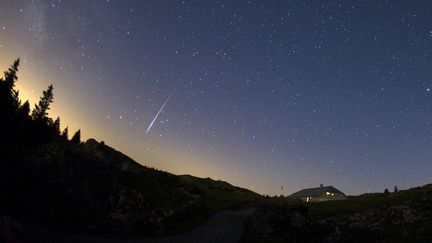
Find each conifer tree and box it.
[12,89,21,111]
[3,58,20,91]
[71,129,81,144]
[61,127,69,140]
[17,100,30,119]
[31,85,54,122]
[53,117,61,135]
[0,59,20,113]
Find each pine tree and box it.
[0,59,20,113]
[17,100,30,119]
[53,117,61,135]
[394,186,398,193]
[12,89,21,111]
[3,58,20,91]
[61,127,69,140]
[31,85,54,122]
[71,129,81,144]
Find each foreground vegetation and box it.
[241,185,432,242]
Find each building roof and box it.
[289,186,345,198]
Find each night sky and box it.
[1,0,432,195]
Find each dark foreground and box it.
[241,185,432,243]
[1,210,252,243]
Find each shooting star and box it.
[146,92,173,133]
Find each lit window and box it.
[326,192,330,195]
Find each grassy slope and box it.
[241,184,432,242]
[1,137,262,237]
[307,184,432,217]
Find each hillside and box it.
[1,136,261,237]
[241,185,432,242]
[0,60,261,238]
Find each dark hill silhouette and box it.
[0,59,261,238]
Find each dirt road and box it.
[147,209,252,243]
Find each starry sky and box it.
[1,0,432,195]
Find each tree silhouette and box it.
[0,58,86,146]
[71,129,81,144]
[11,89,21,112]
[394,186,398,193]
[31,85,54,122]
[3,58,20,91]
[52,117,61,135]
[61,127,69,140]
[384,188,389,194]
[17,100,30,120]
[0,58,20,114]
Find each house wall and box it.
[300,193,346,202]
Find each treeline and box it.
[0,59,81,150]
[0,59,89,229]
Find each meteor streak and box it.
[146,92,173,133]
